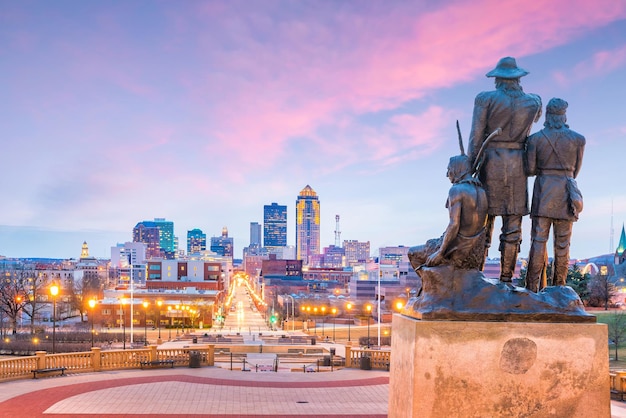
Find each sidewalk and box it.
[0,366,389,418]
[0,365,623,417]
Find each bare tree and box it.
[588,273,617,309]
[22,272,51,333]
[0,271,29,334]
[67,278,86,322]
[608,310,626,361]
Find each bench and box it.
[140,360,175,369]
[32,367,67,379]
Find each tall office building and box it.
[133,221,161,259]
[344,240,371,265]
[187,228,207,254]
[295,185,320,265]
[153,218,175,256]
[133,218,175,259]
[210,227,234,257]
[264,203,287,250]
[250,222,262,247]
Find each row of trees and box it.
[0,270,100,336]
[518,264,618,308]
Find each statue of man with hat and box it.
[468,57,542,284]
[525,98,585,292]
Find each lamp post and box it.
[346,303,352,342]
[286,295,295,332]
[167,306,172,340]
[331,307,337,341]
[366,304,372,349]
[50,283,59,354]
[88,299,96,347]
[15,296,22,333]
[175,305,180,335]
[120,298,126,350]
[156,300,163,340]
[321,306,326,338]
[142,301,149,346]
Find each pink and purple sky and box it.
[1,0,626,260]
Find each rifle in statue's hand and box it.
[472,128,502,176]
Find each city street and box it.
[221,278,270,334]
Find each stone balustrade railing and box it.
[0,343,392,382]
[344,346,391,370]
[0,344,215,382]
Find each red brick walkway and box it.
[0,371,389,417]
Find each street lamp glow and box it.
[142,301,149,346]
[366,304,372,349]
[88,299,97,347]
[346,302,352,342]
[156,300,163,340]
[50,283,59,354]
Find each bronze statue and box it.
[403,62,593,323]
[468,57,542,283]
[525,98,585,292]
[408,133,489,272]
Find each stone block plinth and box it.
[389,314,609,418]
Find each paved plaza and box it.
[0,366,389,418]
[0,365,625,417]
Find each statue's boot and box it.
[499,242,519,283]
[553,256,568,286]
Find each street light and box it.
[120,298,127,350]
[366,304,372,349]
[156,300,163,340]
[346,303,352,342]
[331,307,337,341]
[88,299,97,347]
[321,306,326,338]
[50,283,59,354]
[286,295,295,331]
[175,305,180,335]
[15,296,22,333]
[142,301,149,346]
[167,306,172,340]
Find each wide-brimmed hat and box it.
[486,57,529,79]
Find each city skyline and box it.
[1,1,626,260]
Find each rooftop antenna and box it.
[334,215,341,247]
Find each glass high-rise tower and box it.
[264,203,287,250]
[154,218,175,254]
[187,228,206,254]
[295,185,320,265]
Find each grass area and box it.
[589,309,626,369]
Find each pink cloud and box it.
[176,0,626,176]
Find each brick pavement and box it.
[1,366,625,417]
[0,367,389,418]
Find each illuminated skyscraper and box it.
[264,203,287,250]
[153,218,175,255]
[133,218,175,259]
[250,222,262,247]
[295,185,320,265]
[187,228,206,254]
[210,227,234,257]
[133,221,161,259]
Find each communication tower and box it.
[334,214,341,247]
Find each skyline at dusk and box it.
[2,1,626,260]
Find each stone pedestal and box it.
[389,314,609,418]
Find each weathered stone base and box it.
[389,314,609,418]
